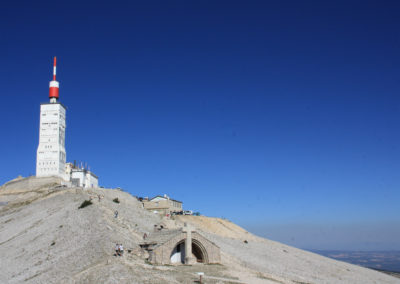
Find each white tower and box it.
[36,57,67,180]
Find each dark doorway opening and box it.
[192,243,204,263]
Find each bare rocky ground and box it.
[0,176,399,284]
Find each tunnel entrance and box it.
[141,229,220,265]
[170,239,208,264]
[192,242,204,263]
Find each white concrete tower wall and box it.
[36,57,68,180]
[36,103,67,179]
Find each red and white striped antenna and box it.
[49,56,59,102]
[53,57,57,81]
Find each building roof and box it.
[40,102,67,109]
[149,195,182,203]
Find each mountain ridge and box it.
[0,176,398,284]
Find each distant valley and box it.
[311,250,400,273]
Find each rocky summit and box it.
[0,176,398,284]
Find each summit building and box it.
[36,57,98,188]
[36,57,67,179]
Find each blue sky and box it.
[0,1,399,250]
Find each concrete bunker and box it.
[140,224,220,265]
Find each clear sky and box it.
[0,1,399,250]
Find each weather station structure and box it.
[36,57,98,188]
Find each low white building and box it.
[66,163,98,188]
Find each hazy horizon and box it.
[244,222,400,251]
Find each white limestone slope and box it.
[0,177,399,284]
[175,216,400,284]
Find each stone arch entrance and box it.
[192,239,208,263]
[140,228,220,265]
[169,239,209,264]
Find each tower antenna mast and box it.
[53,56,57,80]
[49,56,59,103]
